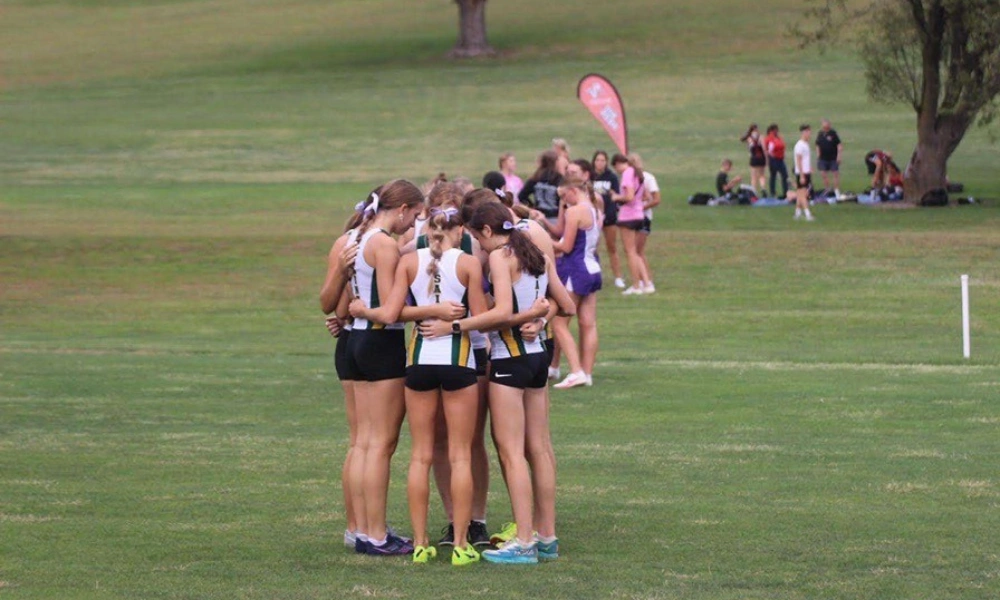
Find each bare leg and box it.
[489,382,534,544]
[620,227,651,286]
[406,387,440,547]
[471,375,490,521]
[635,232,652,287]
[442,382,480,549]
[551,314,582,374]
[603,225,622,281]
[341,380,359,534]
[348,384,371,537]
[524,386,556,538]
[431,405,452,522]
[576,293,599,376]
[357,378,406,541]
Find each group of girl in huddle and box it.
[320,178,591,565]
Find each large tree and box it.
[802,0,1000,202]
[449,0,496,58]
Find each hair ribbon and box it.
[364,192,380,214]
[430,207,459,222]
[494,188,505,198]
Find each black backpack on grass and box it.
[920,188,949,207]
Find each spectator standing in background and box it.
[519,150,564,224]
[815,119,843,198]
[764,124,788,199]
[739,124,768,197]
[499,153,524,199]
[591,150,625,289]
[793,124,815,222]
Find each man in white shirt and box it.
[793,124,815,222]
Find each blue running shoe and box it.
[536,537,559,560]
[482,539,538,565]
[354,537,370,554]
[365,533,414,556]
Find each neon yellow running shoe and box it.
[451,544,481,566]
[489,522,517,546]
[412,545,437,564]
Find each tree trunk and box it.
[902,112,972,203]
[449,0,495,58]
[902,138,949,202]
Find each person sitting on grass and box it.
[716,159,742,200]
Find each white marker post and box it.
[961,274,971,359]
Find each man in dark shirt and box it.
[815,118,843,196]
[716,159,742,197]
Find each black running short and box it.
[603,197,619,227]
[474,348,488,377]
[796,173,812,190]
[345,329,406,382]
[406,364,478,392]
[334,329,357,381]
[489,354,549,390]
[617,219,644,231]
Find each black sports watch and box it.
[451,320,461,334]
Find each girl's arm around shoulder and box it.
[350,253,414,324]
[319,232,358,315]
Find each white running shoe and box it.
[553,371,587,389]
[344,529,357,548]
[547,367,561,381]
[642,283,656,294]
[622,286,643,295]
[805,213,816,222]
[614,277,626,289]
[584,374,593,387]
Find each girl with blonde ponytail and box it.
[350,206,490,566]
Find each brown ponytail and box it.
[356,179,424,238]
[427,182,464,210]
[344,187,381,233]
[627,153,645,186]
[467,202,545,277]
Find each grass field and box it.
[3,1,1000,599]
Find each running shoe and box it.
[585,374,593,387]
[482,539,538,565]
[489,522,517,546]
[354,537,370,554]
[387,524,411,544]
[467,521,491,547]
[452,544,481,566]
[365,533,414,556]
[642,283,656,294]
[614,277,626,289]
[536,537,559,560]
[553,371,587,389]
[413,545,437,564]
[547,367,561,381]
[344,529,357,548]
[622,286,643,295]
[438,523,455,546]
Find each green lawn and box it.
[2,1,1000,598]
